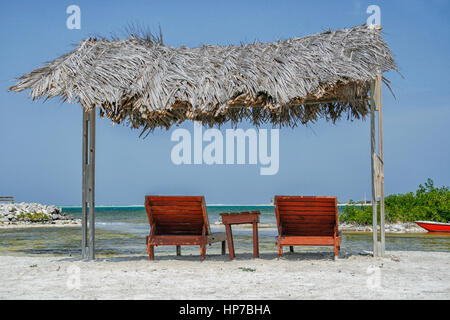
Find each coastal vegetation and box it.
[340,179,450,225]
[16,211,50,222]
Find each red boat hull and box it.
[415,221,450,232]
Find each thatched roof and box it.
[9,24,396,135]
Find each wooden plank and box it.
[277,205,335,211]
[156,221,203,226]
[275,196,336,201]
[283,231,334,237]
[220,211,260,216]
[156,223,203,229]
[282,223,335,230]
[221,214,259,224]
[150,209,203,215]
[149,235,202,245]
[148,203,203,209]
[151,214,203,222]
[284,229,335,236]
[278,210,335,216]
[157,231,201,236]
[154,228,203,234]
[281,225,334,232]
[148,200,202,206]
[280,223,335,229]
[150,205,203,211]
[147,196,203,202]
[275,201,336,207]
[280,219,334,225]
[283,228,334,234]
[278,236,335,246]
[279,215,335,222]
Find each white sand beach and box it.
[0,250,448,299]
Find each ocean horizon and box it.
[59,204,275,208]
[58,203,358,209]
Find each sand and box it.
[0,250,448,299]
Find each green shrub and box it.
[339,204,374,225]
[16,211,51,222]
[339,179,449,225]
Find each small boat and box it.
[415,221,450,232]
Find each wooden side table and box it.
[220,211,260,260]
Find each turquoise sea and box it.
[1,205,449,258]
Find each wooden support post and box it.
[253,222,259,258]
[370,74,385,257]
[81,111,88,259]
[375,74,385,256]
[81,108,96,260]
[370,81,379,257]
[88,108,96,260]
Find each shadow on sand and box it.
[56,250,366,263]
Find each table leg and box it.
[221,241,226,255]
[148,245,155,260]
[253,222,259,258]
[225,224,235,260]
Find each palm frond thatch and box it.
[9,24,397,135]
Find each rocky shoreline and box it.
[0,203,80,227]
[339,222,426,233]
[218,221,427,233]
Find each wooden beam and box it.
[88,108,96,260]
[375,74,385,256]
[370,81,378,257]
[81,108,96,260]
[81,110,88,259]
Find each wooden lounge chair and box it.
[274,196,341,259]
[144,196,227,261]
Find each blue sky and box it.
[0,0,449,205]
